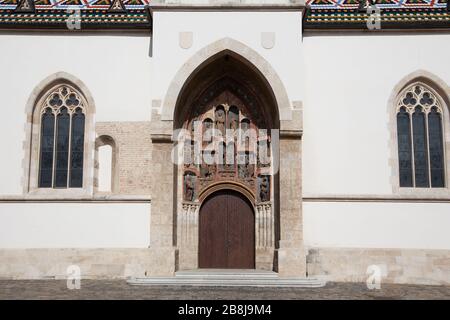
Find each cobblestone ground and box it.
[0,281,449,299]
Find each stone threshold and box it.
[127,269,326,288]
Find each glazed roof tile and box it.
[0,0,448,30]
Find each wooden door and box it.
[198,190,255,269]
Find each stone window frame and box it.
[22,72,96,197]
[388,70,450,196]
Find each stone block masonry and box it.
[96,122,152,195]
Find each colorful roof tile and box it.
[304,0,450,29]
[0,0,448,30]
[0,0,151,29]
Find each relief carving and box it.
[258,175,270,202]
[184,172,196,202]
[215,107,226,136]
[182,86,272,203]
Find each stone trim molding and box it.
[302,194,450,203]
[280,129,303,139]
[0,194,151,203]
[387,69,450,196]
[159,37,293,122]
[22,71,96,197]
[147,0,305,14]
[150,133,172,143]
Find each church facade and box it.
[0,0,449,285]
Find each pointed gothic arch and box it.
[22,72,96,195]
[161,37,292,123]
[172,42,281,271]
[388,70,450,193]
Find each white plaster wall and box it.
[0,33,152,195]
[0,203,150,248]
[303,201,450,250]
[152,11,305,106]
[1,14,450,253]
[302,33,450,250]
[302,33,450,195]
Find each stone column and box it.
[276,108,306,278]
[178,202,200,270]
[255,202,275,270]
[148,112,176,276]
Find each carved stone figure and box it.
[238,153,253,179]
[240,119,250,131]
[259,176,270,202]
[200,162,213,179]
[200,164,210,179]
[215,107,226,136]
[228,107,239,131]
[200,151,215,179]
[239,163,253,179]
[258,140,270,167]
[203,119,213,146]
[184,140,196,166]
[183,140,190,166]
[240,119,251,149]
[184,173,196,201]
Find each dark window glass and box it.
[69,108,85,188]
[428,107,445,187]
[397,108,413,187]
[412,106,429,187]
[54,107,70,188]
[38,108,55,187]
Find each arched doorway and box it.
[149,41,305,277]
[174,51,280,272]
[199,190,255,269]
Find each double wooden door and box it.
[198,190,255,269]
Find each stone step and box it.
[175,269,279,280]
[127,275,326,288]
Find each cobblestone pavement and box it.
[0,281,449,299]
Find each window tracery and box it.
[38,85,86,188]
[396,83,445,188]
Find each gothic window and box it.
[396,84,446,188]
[37,85,86,188]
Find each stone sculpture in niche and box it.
[184,140,196,166]
[228,106,239,131]
[259,175,270,202]
[200,151,215,179]
[238,152,254,179]
[215,107,226,136]
[203,118,213,147]
[258,140,270,167]
[184,173,196,202]
[239,163,253,179]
